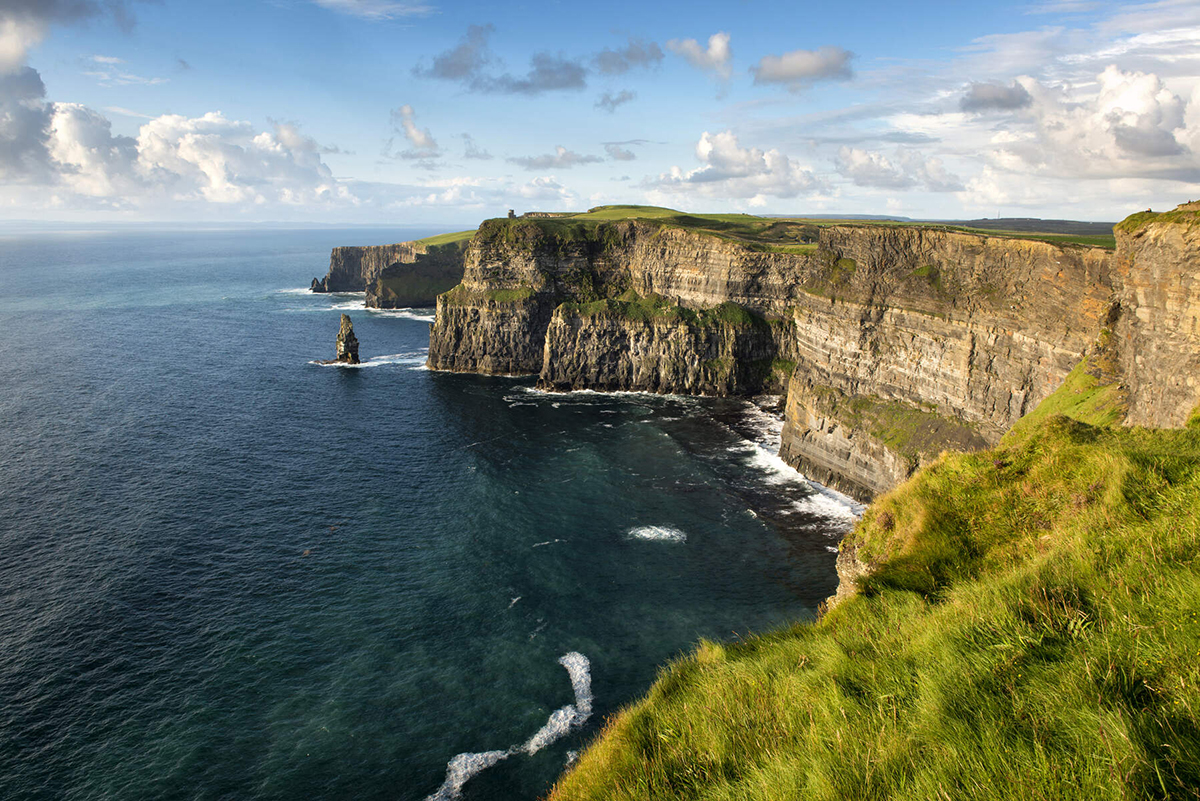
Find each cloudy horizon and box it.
[2,0,1199,225]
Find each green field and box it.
[550,359,1200,801]
[536,206,1117,250]
[419,207,1118,252]
[413,229,475,248]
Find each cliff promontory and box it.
[311,235,469,309]
[424,207,1184,499]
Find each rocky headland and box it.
[310,237,468,309]
[420,205,1199,500]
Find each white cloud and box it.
[517,175,577,205]
[651,130,824,201]
[751,46,853,91]
[836,147,912,188]
[389,104,439,160]
[667,32,732,80]
[90,54,125,64]
[0,15,46,74]
[309,0,435,20]
[836,147,964,191]
[508,145,602,170]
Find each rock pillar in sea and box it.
[336,314,360,364]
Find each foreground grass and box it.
[550,367,1200,800]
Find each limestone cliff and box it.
[425,208,1197,498]
[311,240,467,308]
[1111,203,1200,428]
[336,314,359,364]
[312,243,422,292]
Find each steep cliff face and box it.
[1111,203,1200,428]
[428,216,1122,497]
[366,241,468,309]
[425,209,1200,497]
[312,243,422,293]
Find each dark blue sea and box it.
[0,228,856,801]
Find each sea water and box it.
[0,228,855,800]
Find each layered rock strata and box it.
[1111,204,1200,428]
[426,209,1197,498]
[336,314,359,364]
[312,241,467,308]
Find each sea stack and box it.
[335,314,360,364]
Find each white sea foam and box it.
[521,652,593,755]
[308,352,426,369]
[532,539,566,548]
[424,750,510,801]
[627,525,687,544]
[365,307,436,321]
[423,652,593,801]
[276,287,314,295]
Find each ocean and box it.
[0,228,855,801]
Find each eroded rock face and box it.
[312,243,424,293]
[336,314,359,364]
[1112,206,1200,428]
[424,210,1197,498]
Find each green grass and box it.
[414,229,475,248]
[1115,207,1200,235]
[439,284,534,305]
[550,365,1200,801]
[809,387,987,468]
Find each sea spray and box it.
[423,652,592,801]
[626,525,688,543]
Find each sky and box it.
[2,0,1200,225]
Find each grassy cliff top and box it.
[1115,202,1200,235]
[549,360,1200,800]
[467,206,1116,251]
[413,229,475,248]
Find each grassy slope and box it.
[558,206,1117,250]
[550,362,1200,800]
[414,229,475,248]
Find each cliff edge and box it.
[425,210,1158,499]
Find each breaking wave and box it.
[423,652,593,801]
[627,525,687,543]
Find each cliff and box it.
[1111,203,1200,428]
[427,213,1145,498]
[311,239,468,308]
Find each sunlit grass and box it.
[550,363,1200,801]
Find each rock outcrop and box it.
[336,314,360,364]
[424,207,1198,498]
[311,240,468,308]
[1111,204,1200,428]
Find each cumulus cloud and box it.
[517,175,576,204]
[986,66,1194,179]
[960,80,1034,112]
[507,145,602,170]
[651,130,823,201]
[414,24,586,95]
[751,46,853,91]
[592,38,663,75]
[0,0,146,74]
[595,89,635,113]
[0,66,53,180]
[666,32,732,80]
[309,0,435,19]
[836,147,964,191]
[0,93,355,213]
[388,104,439,160]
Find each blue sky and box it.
[3,0,1200,224]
